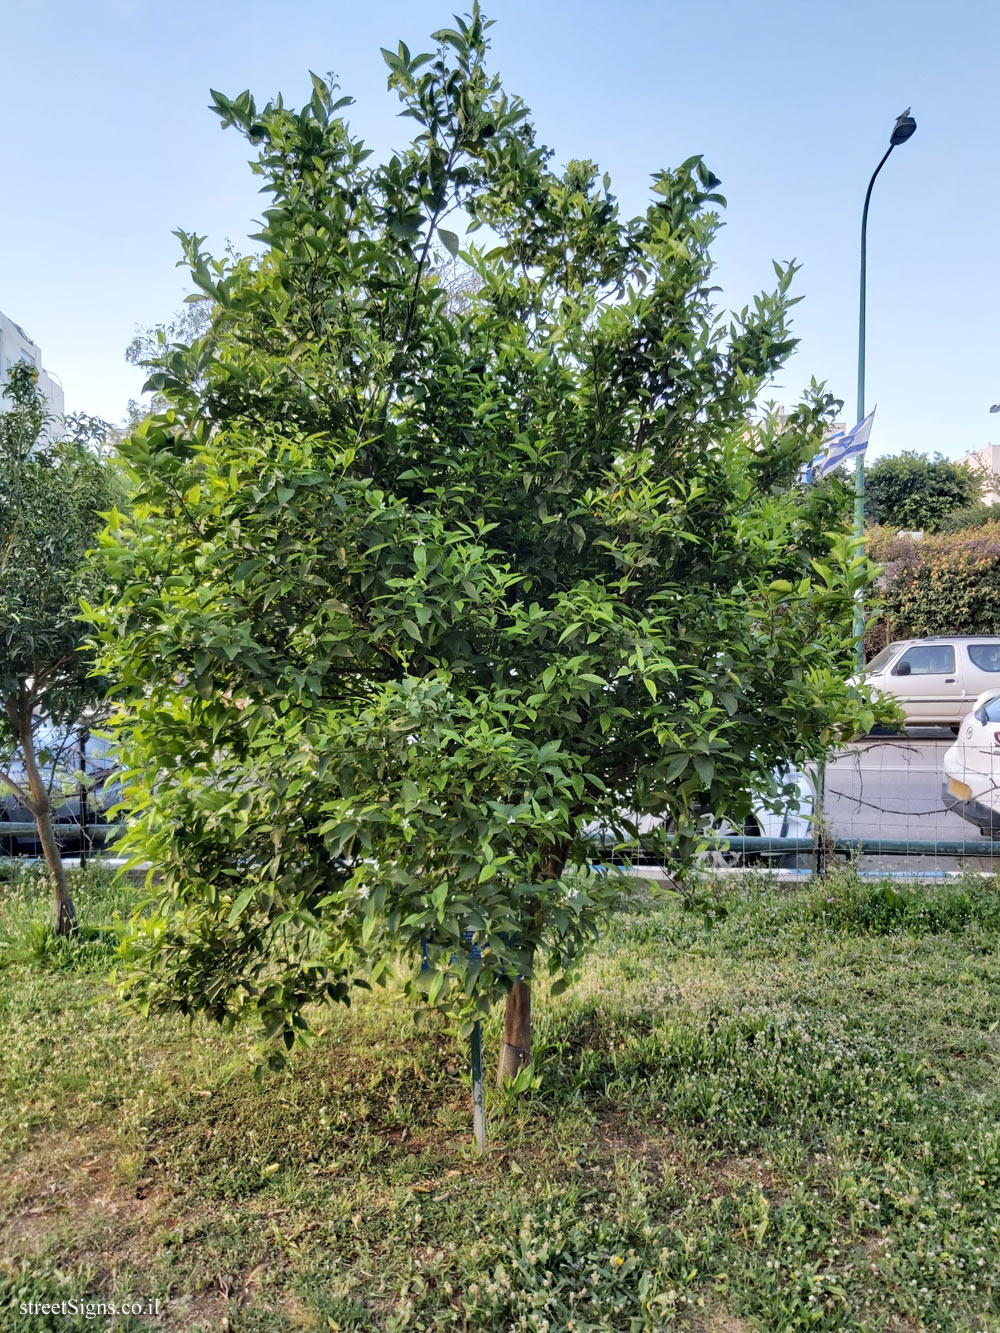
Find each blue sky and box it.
[2,0,997,460]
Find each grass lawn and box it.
[1,862,1000,1331]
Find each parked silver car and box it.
[855,636,1000,729]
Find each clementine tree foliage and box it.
[95,8,877,1075]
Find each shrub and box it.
[867,522,1000,646]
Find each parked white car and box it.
[942,691,1000,837]
[586,765,815,867]
[711,765,815,866]
[857,636,1000,729]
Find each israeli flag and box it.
[814,408,876,478]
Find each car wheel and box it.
[707,817,764,868]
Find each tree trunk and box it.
[38,801,77,936]
[497,978,532,1087]
[18,718,77,936]
[495,852,567,1089]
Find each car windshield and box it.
[979,696,1000,723]
[864,642,904,674]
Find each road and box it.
[822,728,997,871]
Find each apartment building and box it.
[0,308,65,424]
[956,443,1000,505]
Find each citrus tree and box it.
[94,7,877,1078]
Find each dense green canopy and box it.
[866,451,982,532]
[95,8,877,1067]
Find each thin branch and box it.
[368,139,464,460]
[0,768,33,810]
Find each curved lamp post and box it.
[854,108,917,669]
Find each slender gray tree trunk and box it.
[19,720,76,936]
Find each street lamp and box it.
[854,107,917,669]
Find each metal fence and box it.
[6,725,1000,878]
[703,725,1000,877]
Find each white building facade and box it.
[0,308,64,425]
[956,443,1000,505]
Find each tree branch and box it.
[0,767,33,811]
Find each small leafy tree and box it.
[123,300,216,431]
[934,501,1000,533]
[865,451,982,532]
[95,8,877,1081]
[0,364,122,933]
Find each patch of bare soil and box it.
[0,1130,288,1330]
[0,1132,168,1258]
[593,1113,782,1203]
[592,1115,694,1189]
[703,1153,782,1198]
[690,1313,755,1333]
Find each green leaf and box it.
[389,219,421,241]
[227,885,257,924]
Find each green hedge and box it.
[866,523,1000,654]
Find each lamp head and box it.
[890,108,917,146]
